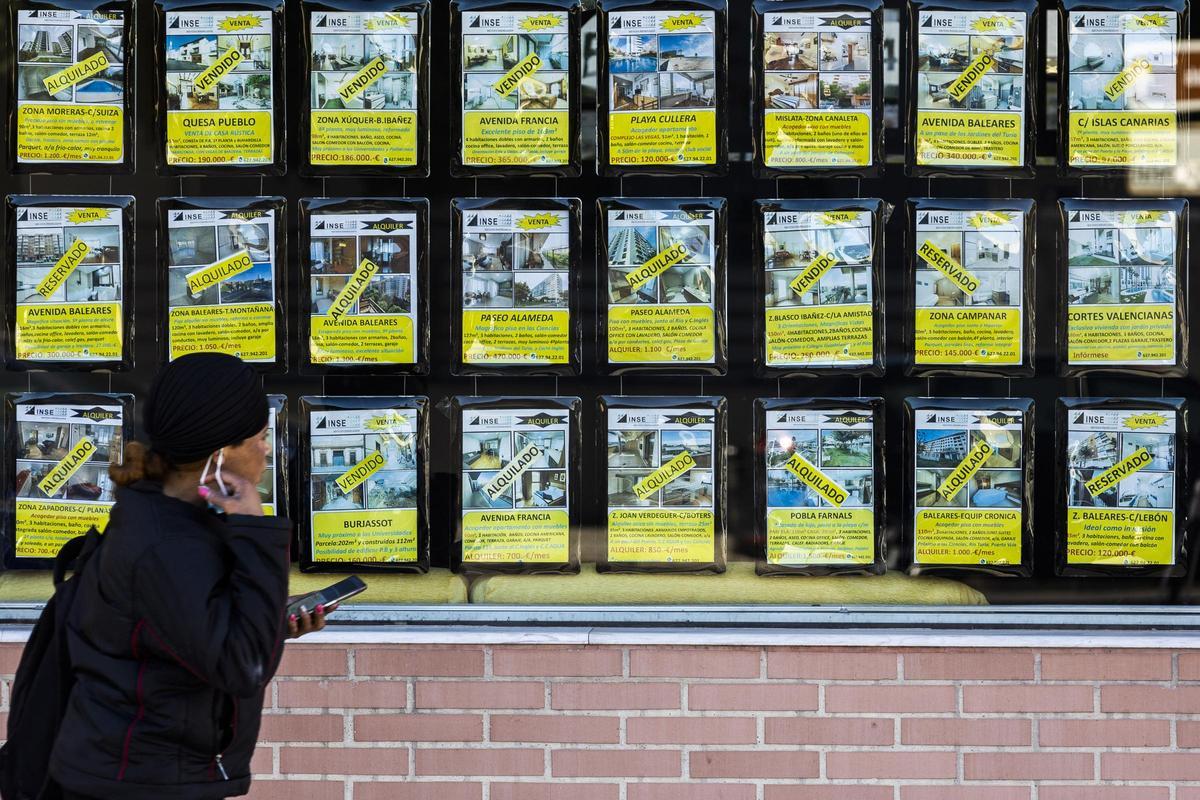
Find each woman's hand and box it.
[287,602,335,639]
[199,471,264,516]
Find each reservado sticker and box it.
[10,201,127,365]
[1064,8,1179,169]
[13,6,129,167]
[162,8,276,167]
[11,397,127,563]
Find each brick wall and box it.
[4,642,1200,798]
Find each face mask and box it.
[199,448,228,513]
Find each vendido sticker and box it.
[15,9,127,165]
[460,406,571,563]
[1065,206,1178,367]
[460,208,571,365]
[606,10,718,166]
[913,406,1027,567]
[914,10,1027,168]
[1066,11,1178,168]
[308,210,418,365]
[309,406,419,562]
[765,407,876,565]
[163,9,275,166]
[606,405,716,563]
[166,205,277,362]
[913,205,1026,368]
[460,10,570,166]
[1065,407,1177,565]
[14,204,124,362]
[605,206,717,365]
[309,11,419,166]
[14,401,123,559]
[760,11,872,168]
[763,208,874,368]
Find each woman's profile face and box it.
[220,426,270,485]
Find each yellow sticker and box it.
[946,51,998,103]
[1104,58,1152,101]
[493,51,543,97]
[219,14,262,31]
[312,508,418,562]
[482,442,543,501]
[1066,508,1173,565]
[918,240,980,294]
[338,56,388,104]
[1084,448,1150,497]
[519,13,561,31]
[364,412,408,431]
[193,48,243,96]
[788,252,838,297]
[36,239,91,299]
[970,14,1017,31]
[1125,413,1168,430]
[966,210,1011,228]
[327,258,380,322]
[67,208,111,224]
[516,212,562,230]
[936,438,993,502]
[783,453,848,506]
[335,451,386,494]
[186,250,253,295]
[462,509,570,562]
[607,508,714,562]
[365,14,411,29]
[38,437,96,498]
[1131,11,1169,26]
[662,12,705,29]
[627,242,689,289]
[633,451,696,501]
[43,52,111,95]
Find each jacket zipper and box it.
[215,753,229,780]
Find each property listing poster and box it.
[259,397,281,516]
[460,407,570,563]
[1065,408,1177,565]
[607,10,718,166]
[461,208,570,365]
[1065,207,1177,367]
[309,11,418,166]
[761,10,872,168]
[914,9,1027,168]
[15,8,127,164]
[763,208,874,368]
[166,206,277,363]
[309,406,419,562]
[606,207,716,365]
[460,10,570,166]
[13,204,124,363]
[1066,10,1178,168]
[913,207,1025,367]
[14,401,123,559]
[308,210,417,365]
[606,406,716,563]
[163,9,275,166]
[913,407,1026,566]
[765,407,876,565]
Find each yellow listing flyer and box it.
[14,400,124,560]
[15,9,127,165]
[309,11,419,167]
[1066,11,1178,168]
[14,203,124,363]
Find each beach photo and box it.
[658,33,714,71]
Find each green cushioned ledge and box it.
[289,566,469,605]
[0,570,57,603]
[470,561,989,606]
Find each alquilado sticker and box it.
[607,406,716,562]
[460,209,570,365]
[913,207,1024,367]
[765,408,875,564]
[309,12,419,167]
[763,208,874,368]
[761,11,873,168]
[164,10,275,166]
[166,207,277,362]
[14,401,123,559]
[1066,407,1177,565]
[913,407,1025,565]
[1065,207,1177,366]
[606,207,717,365]
[1066,11,1178,167]
[309,407,419,562]
[607,10,718,166]
[460,407,570,563]
[14,205,123,362]
[460,10,570,166]
[16,9,127,164]
[914,10,1027,168]
[309,210,418,366]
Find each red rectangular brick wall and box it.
[5,642,1199,798]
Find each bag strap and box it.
[51,526,102,587]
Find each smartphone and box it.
[288,575,367,617]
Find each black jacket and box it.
[49,481,292,800]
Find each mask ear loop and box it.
[199,449,229,496]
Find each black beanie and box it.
[145,353,269,465]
